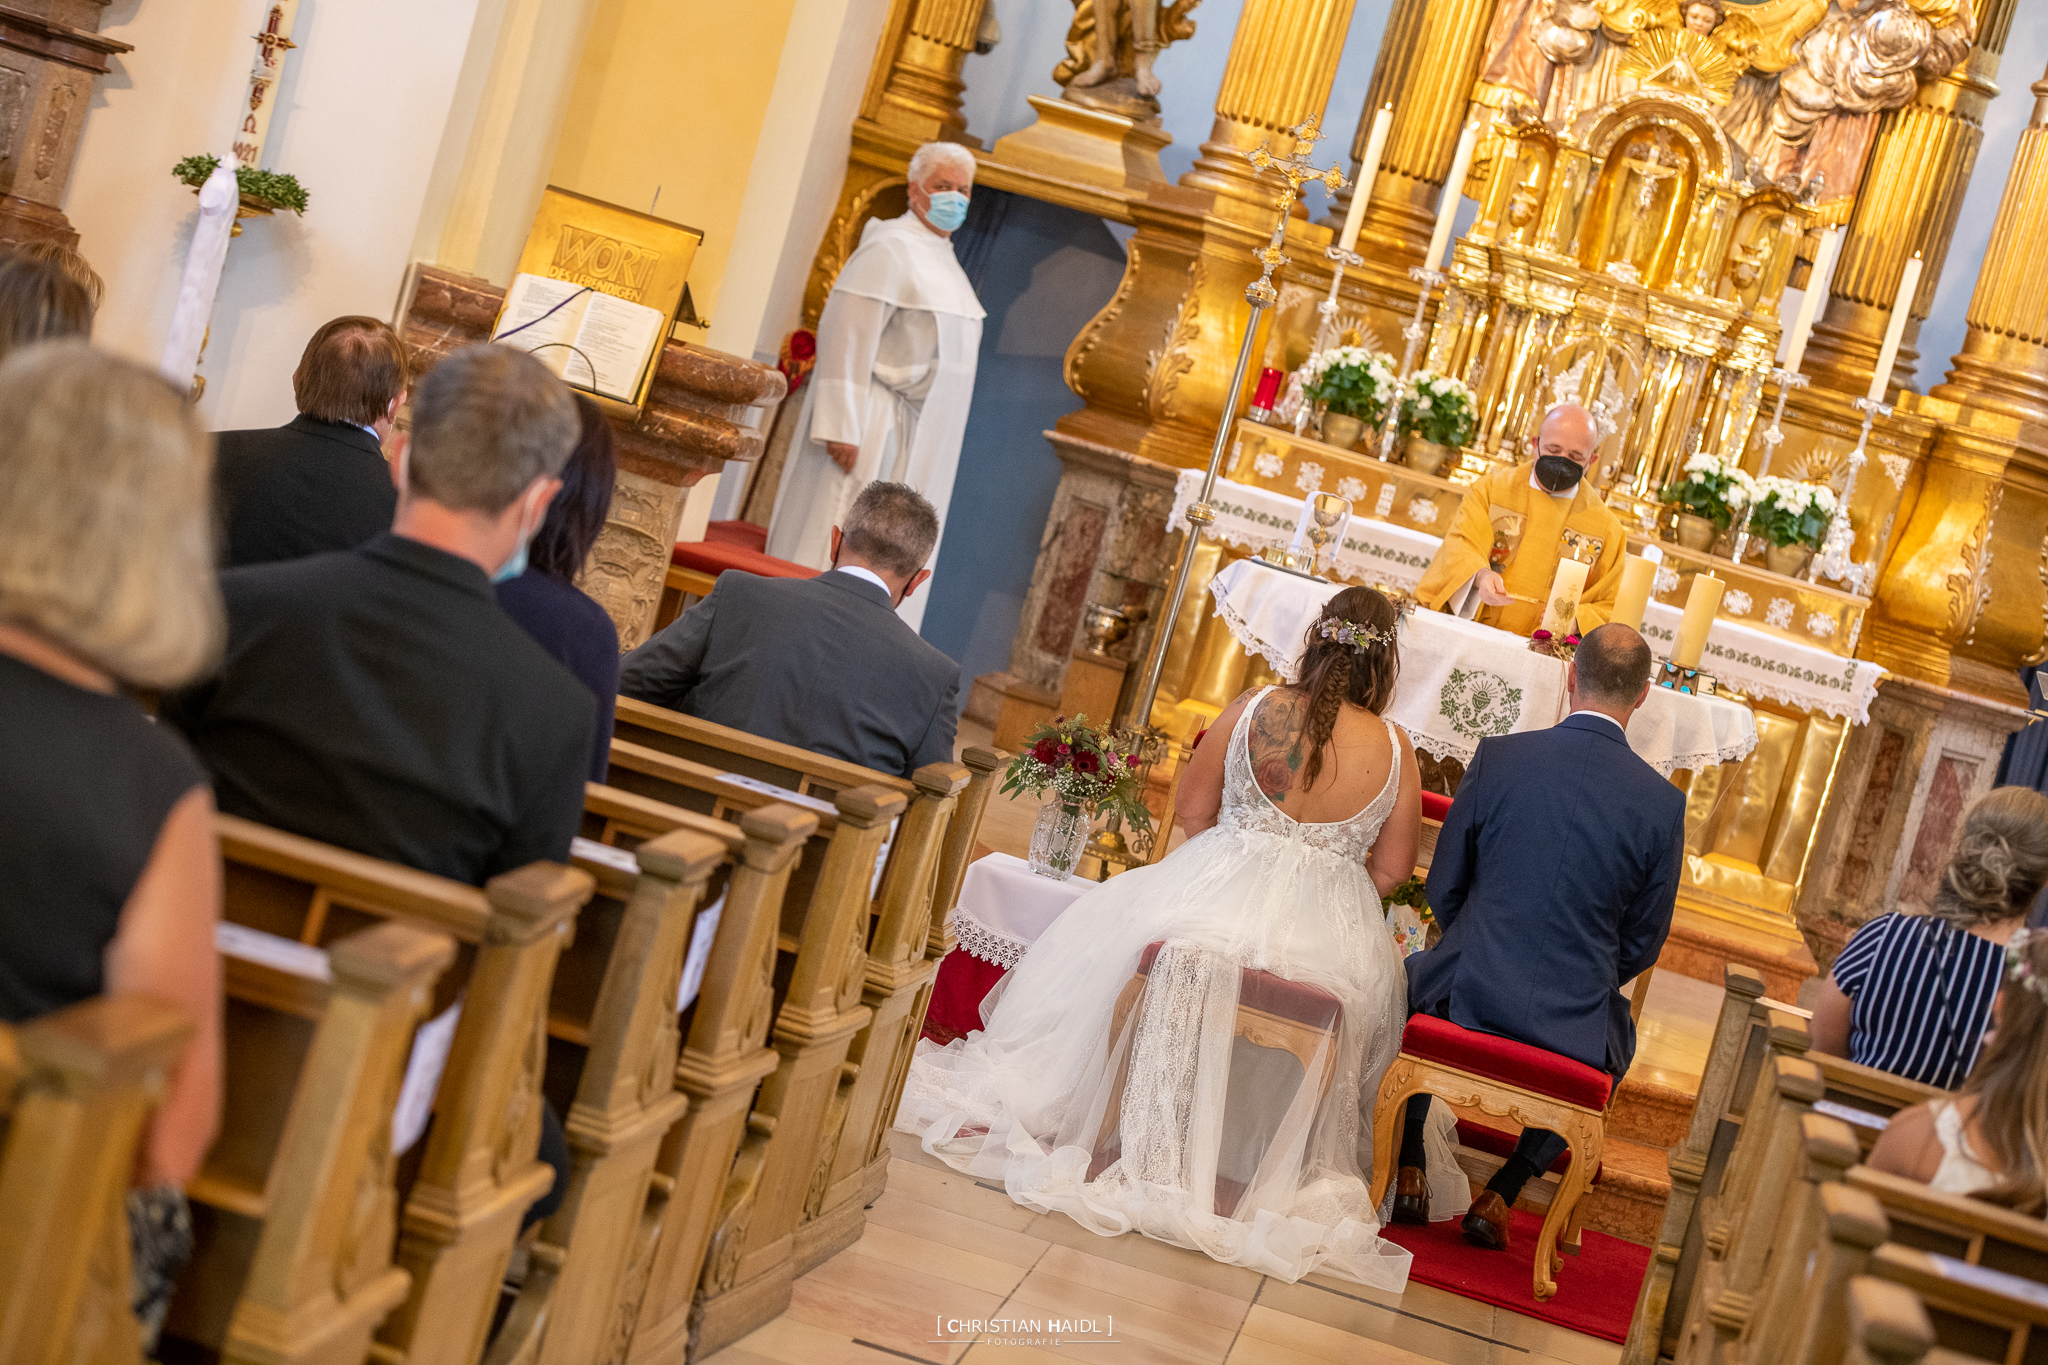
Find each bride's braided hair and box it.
[1295,586,1401,791]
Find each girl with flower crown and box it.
[896,587,1438,1287]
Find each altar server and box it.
[765,141,984,631]
[1413,403,1627,636]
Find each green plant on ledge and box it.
[172,156,310,215]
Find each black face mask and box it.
[1535,454,1586,493]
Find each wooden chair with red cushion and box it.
[658,520,819,632]
[1368,1013,1614,1302]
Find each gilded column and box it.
[1931,69,2048,425]
[1180,0,1361,209]
[873,0,989,143]
[1802,0,2017,399]
[1324,0,1494,259]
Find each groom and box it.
[1394,623,1685,1248]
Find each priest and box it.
[766,141,985,631]
[1413,403,1627,636]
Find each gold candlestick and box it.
[1131,118,1348,730]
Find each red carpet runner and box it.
[1381,1208,1650,1343]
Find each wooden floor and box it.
[701,1131,1624,1365]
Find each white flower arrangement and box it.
[1663,451,1756,531]
[1398,369,1477,448]
[1749,476,1838,551]
[1300,346,1400,425]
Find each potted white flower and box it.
[1299,346,1398,452]
[1747,476,1838,578]
[1396,371,1476,477]
[1660,452,1756,554]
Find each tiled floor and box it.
[702,1132,1624,1365]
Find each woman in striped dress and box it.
[1811,787,2048,1088]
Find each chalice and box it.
[1305,491,1351,579]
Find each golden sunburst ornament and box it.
[1620,27,1746,105]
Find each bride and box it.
[897,587,1457,1288]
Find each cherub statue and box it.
[1055,0,1200,121]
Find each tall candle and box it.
[234,1,303,170]
[1673,572,1725,671]
[1339,105,1393,255]
[1867,252,1923,405]
[1782,227,1841,376]
[1539,557,1591,638]
[1425,121,1479,273]
[1611,554,1656,634]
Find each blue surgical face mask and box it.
[492,486,543,584]
[924,190,969,232]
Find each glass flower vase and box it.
[1028,802,1090,880]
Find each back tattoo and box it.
[1246,689,1310,803]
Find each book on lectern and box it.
[489,186,703,414]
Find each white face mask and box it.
[492,483,546,584]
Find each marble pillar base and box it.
[1793,676,2032,973]
[1005,431,1179,713]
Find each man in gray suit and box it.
[619,481,959,778]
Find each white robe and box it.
[765,212,984,631]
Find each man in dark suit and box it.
[213,315,409,568]
[1393,624,1684,1248]
[169,343,591,886]
[619,480,959,778]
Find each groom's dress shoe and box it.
[1461,1191,1511,1250]
[1391,1167,1429,1225]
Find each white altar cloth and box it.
[1640,603,1885,724]
[947,851,1091,967]
[1208,557,1759,775]
[1170,470,1441,592]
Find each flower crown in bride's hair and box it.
[1317,616,1396,652]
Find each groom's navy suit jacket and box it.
[1407,712,1685,1077]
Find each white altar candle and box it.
[1673,572,1725,671]
[161,159,240,387]
[1867,252,1923,406]
[234,1,303,170]
[1424,121,1479,273]
[1339,105,1393,256]
[1539,557,1590,638]
[1611,554,1657,635]
[1782,227,1841,377]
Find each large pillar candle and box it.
[1611,554,1657,634]
[1673,572,1725,670]
[1867,252,1924,405]
[1339,104,1393,253]
[1539,556,1591,638]
[1423,120,1478,272]
[1782,227,1841,376]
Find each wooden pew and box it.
[166,919,456,1365]
[0,995,192,1363]
[1812,1055,1944,1157]
[1741,1113,1865,1362]
[484,793,816,1365]
[1673,1051,1827,1365]
[1841,1276,1948,1365]
[1862,1244,2048,1365]
[1626,967,1813,1365]
[198,815,591,1364]
[602,734,976,1270]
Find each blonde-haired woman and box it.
[1812,786,2048,1088]
[1870,930,2048,1213]
[0,341,223,1341]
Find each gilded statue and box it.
[1055,0,1201,121]
[1479,0,1976,205]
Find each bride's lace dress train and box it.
[896,688,1459,1288]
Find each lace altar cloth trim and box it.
[1209,558,1759,775]
[1170,470,1439,592]
[948,908,1034,968]
[1641,603,1885,725]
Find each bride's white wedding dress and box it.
[897,687,1459,1288]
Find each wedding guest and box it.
[0,250,92,360]
[9,238,105,310]
[1395,623,1683,1248]
[1868,929,2048,1212]
[620,480,958,778]
[1811,786,2048,1088]
[213,315,409,568]
[0,343,224,1343]
[496,394,620,782]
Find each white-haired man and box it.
[1413,403,1628,635]
[766,141,985,631]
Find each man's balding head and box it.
[1569,623,1654,718]
[1536,404,1600,466]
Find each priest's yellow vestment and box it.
[1414,460,1627,636]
